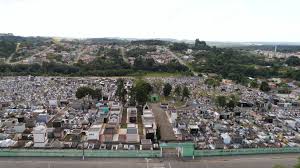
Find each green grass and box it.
[141,72,185,77]
[128,70,191,78]
[173,101,185,108]
[160,96,173,102]
[159,95,186,108]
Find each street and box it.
[167,49,198,76]
[0,154,298,168]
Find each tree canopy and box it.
[250,80,259,88]
[170,42,189,52]
[174,85,182,98]
[0,41,16,58]
[286,56,300,66]
[75,86,102,100]
[182,86,190,101]
[194,39,209,50]
[260,81,271,92]
[75,87,95,99]
[163,83,172,97]
[115,78,127,104]
[130,79,152,106]
[205,78,221,88]
[215,96,227,108]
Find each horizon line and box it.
[1,33,300,44]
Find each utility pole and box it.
[82,136,86,161]
[82,141,85,160]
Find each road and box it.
[120,47,128,63]
[0,154,298,168]
[5,43,20,64]
[5,52,15,64]
[74,46,86,63]
[167,49,198,76]
[150,103,177,141]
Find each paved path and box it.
[150,103,176,141]
[0,154,298,168]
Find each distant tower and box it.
[274,45,277,57]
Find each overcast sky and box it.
[0,0,299,42]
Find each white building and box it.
[87,124,103,141]
[142,104,157,140]
[170,111,178,124]
[33,109,47,113]
[221,133,231,145]
[33,125,48,148]
[126,124,140,143]
[12,123,26,133]
[109,102,122,123]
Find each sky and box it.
[0,0,300,42]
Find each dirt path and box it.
[150,103,176,141]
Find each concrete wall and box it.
[0,149,161,158]
[194,147,300,157]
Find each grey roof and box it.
[127,128,137,134]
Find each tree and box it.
[115,78,127,104]
[0,41,16,58]
[126,47,156,58]
[250,80,259,88]
[227,73,249,85]
[75,87,95,99]
[227,99,235,110]
[156,125,161,141]
[75,86,96,113]
[194,39,209,50]
[152,79,163,93]
[91,88,102,100]
[174,85,181,98]
[260,81,271,92]
[181,86,190,101]
[128,87,136,106]
[145,58,155,67]
[76,86,102,100]
[132,79,152,106]
[226,95,239,110]
[133,56,144,68]
[216,96,227,108]
[205,78,220,89]
[286,56,300,66]
[205,78,214,86]
[170,42,189,52]
[163,83,172,97]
